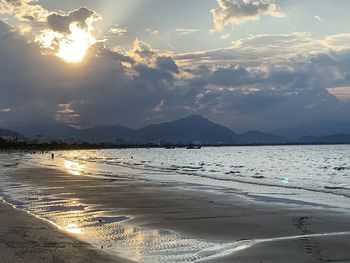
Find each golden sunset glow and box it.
[57,23,96,63]
[64,160,84,175]
[38,22,96,63]
[64,223,82,234]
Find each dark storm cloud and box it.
[210,66,251,86]
[156,57,179,74]
[174,49,350,131]
[47,7,97,33]
[1,17,350,131]
[0,25,182,128]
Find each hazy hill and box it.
[5,115,289,145]
[273,121,350,138]
[14,119,81,140]
[238,130,287,144]
[82,125,135,143]
[0,129,26,141]
[300,134,350,144]
[137,115,239,144]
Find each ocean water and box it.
[1,145,350,262]
[44,145,350,200]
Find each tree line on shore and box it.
[2,137,350,152]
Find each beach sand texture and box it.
[0,201,133,263]
[0,154,350,262]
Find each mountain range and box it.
[5,115,285,145]
[2,115,350,145]
[0,128,26,141]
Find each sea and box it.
[0,145,350,262]
[37,145,350,201]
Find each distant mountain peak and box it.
[184,114,206,120]
[7,115,290,145]
[138,114,238,144]
[176,114,213,124]
[0,129,26,141]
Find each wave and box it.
[21,147,350,209]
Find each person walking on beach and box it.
[51,153,54,159]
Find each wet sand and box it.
[1,158,350,262]
[0,201,133,263]
[218,235,350,263]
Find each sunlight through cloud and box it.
[36,10,99,63]
[57,22,96,63]
[37,21,96,63]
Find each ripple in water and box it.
[0,172,260,263]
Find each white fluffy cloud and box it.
[211,0,285,30]
[175,28,198,36]
[175,32,350,68]
[108,25,128,38]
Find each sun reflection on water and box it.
[64,160,84,176]
[0,170,226,263]
[64,223,82,234]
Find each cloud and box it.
[34,7,102,63]
[107,25,128,38]
[156,56,179,74]
[322,34,350,51]
[1,25,350,132]
[146,29,159,35]
[175,32,350,68]
[328,86,350,102]
[0,20,13,34]
[172,37,350,130]
[17,23,32,34]
[47,7,99,33]
[129,39,157,65]
[0,0,48,21]
[0,108,10,113]
[221,34,230,39]
[0,21,183,128]
[1,4,350,133]
[211,0,285,30]
[175,28,198,35]
[314,15,322,22]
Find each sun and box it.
[38,22,96,63]
[57,23,96,63]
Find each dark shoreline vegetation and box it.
[3,115,350,149]
[2,138,350,152]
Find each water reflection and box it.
[64,223,82,234]
[0,170,250,263]
[64,160,83,176]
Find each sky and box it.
[0,0,350,132]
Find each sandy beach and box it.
[0,154,350,262]
[2,0,350,261]
[0,200,133,263]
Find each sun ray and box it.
[37,19,97,63]
[56,22,96,63]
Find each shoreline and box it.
[3,142,350,153]
[0,199,133,263]
[1,155,350,262]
